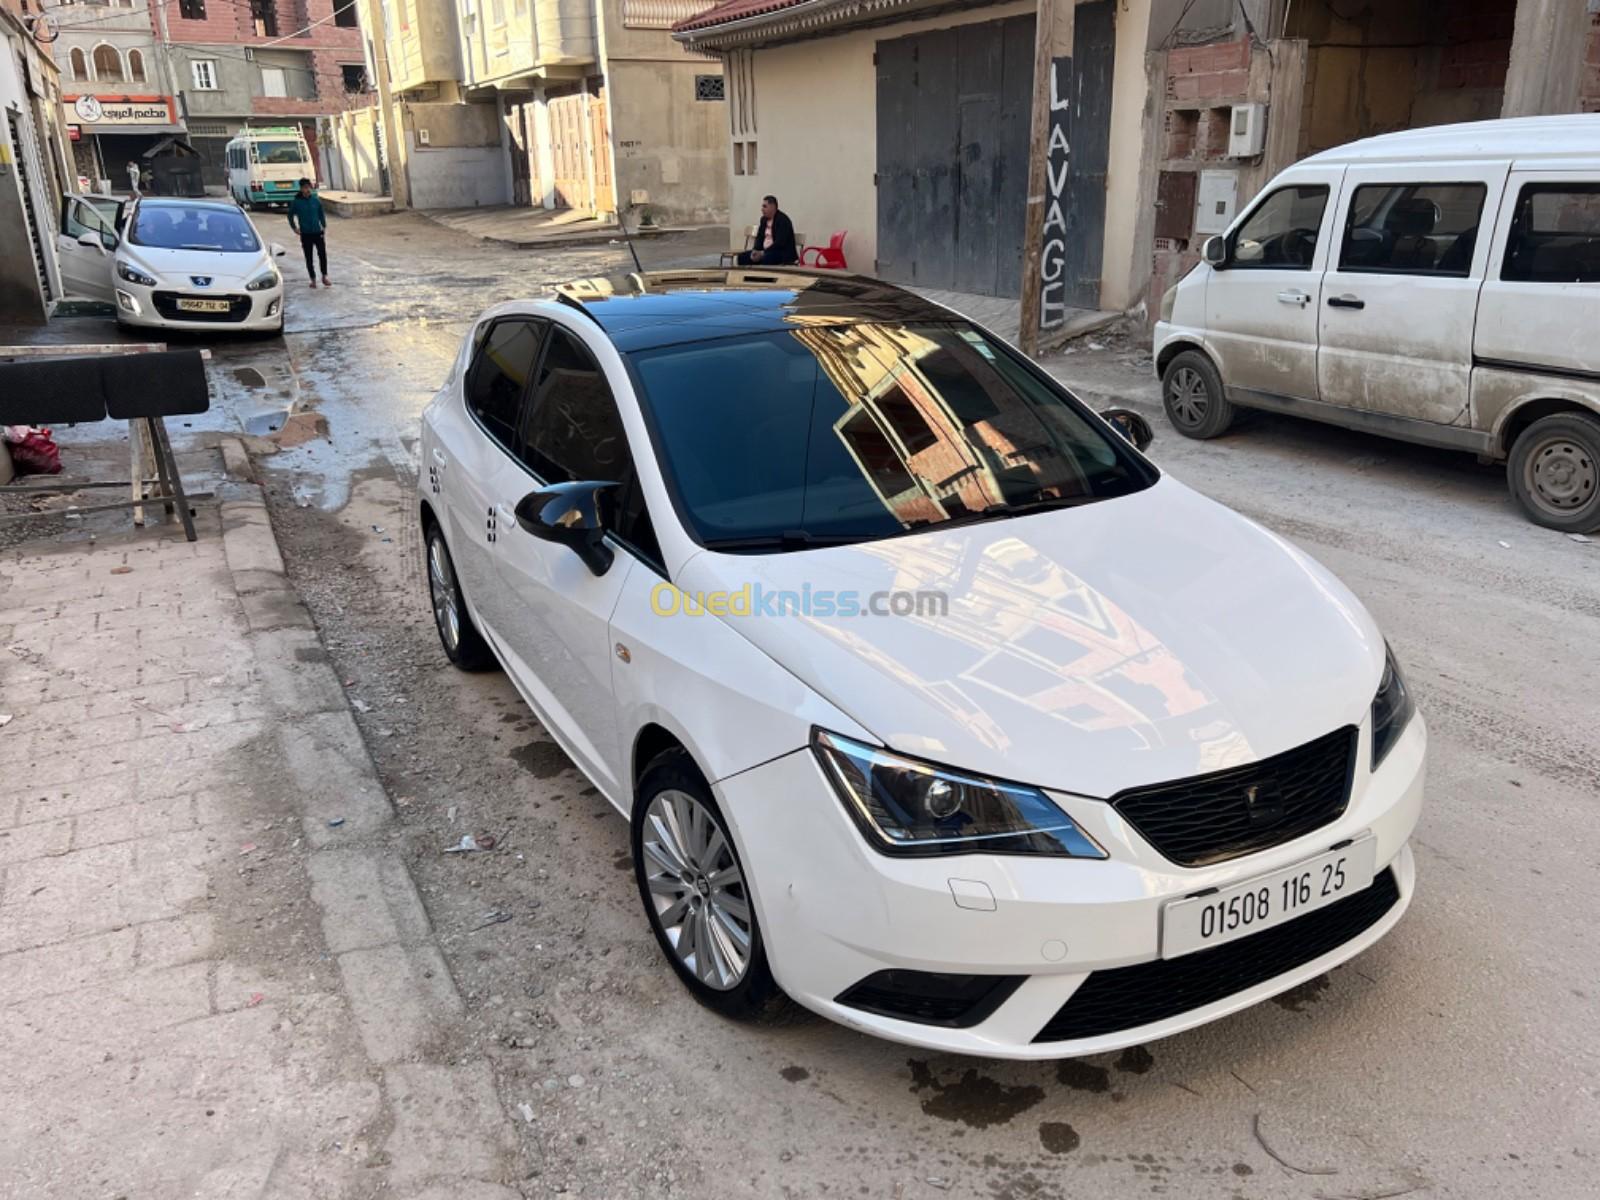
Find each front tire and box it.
[1162,350,1236,439]
[425,522,495,670]
[631,752,786,1021]
[1507,412,1600,533]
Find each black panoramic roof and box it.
[554,269,962,352]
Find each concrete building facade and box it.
[350,0,729,221]
[675,0,1600,349]
[160,0,370,189]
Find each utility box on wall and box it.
[1194,170,1239,235]
[1228,103,1266,157]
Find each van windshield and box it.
[627,322,1156,551]
[253,141,305,165]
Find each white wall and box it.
[403,135,508,208]
[731,1,1034,268]
[1100,0,1155,311]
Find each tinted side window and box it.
[468,319,544,449]
[1502,183,1600,284]
[1229,185,1328,270]
[1340,183,1486,276]
[519,328,659,564]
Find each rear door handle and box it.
[1277,290,1311,306]
[1327,295,1365,310]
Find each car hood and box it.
[123,245,269,286]
[675,476,1385,798]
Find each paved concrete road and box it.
[151,213,1598,1198]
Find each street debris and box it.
[1570,533,1592,544]
[1498,540,1511,548]
[471,910,514,932]
[444,833,496,853]
[568,1075,585,1089]
[246,993,264,1008]
[239,843,258,855]
[518,1102,535,1124]
[447,805,458,823]
[351,698,371,713]
[371,525,385,534]
[327,817,345,828]
[110,566,132,575]
[0,714,11,729]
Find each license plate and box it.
[1161,836,1378,960]
[176,298,231,313]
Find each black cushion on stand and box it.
[104,350,211,419]
[0,357,110,424]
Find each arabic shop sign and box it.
[64,95,177,128]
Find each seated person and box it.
[737,195,798,266]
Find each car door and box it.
[490,322,657,800]
[1204,165,1343,404]
[1317,162,1508,426]
[438,316,548,642]
[56,197,118,301]
[1474,172,1600,380]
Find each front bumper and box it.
[717,714,1425,1059]
[116,282,283,331]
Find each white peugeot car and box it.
[418,271,1425,1058]
[56,195,286,335]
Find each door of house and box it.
[505,98,533,207]
[875,14,1034,297]
[549,92,589,211]
[1055,0,1116,310]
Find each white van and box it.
[1154,114,1600,533]
[225,127,315,210]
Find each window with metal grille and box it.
[695,75,725,102]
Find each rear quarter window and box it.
[1502,183,1600,284]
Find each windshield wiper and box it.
[702,529,871,552]
[932,493,1099,530]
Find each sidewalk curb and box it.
[215,438,522,1195]
[414,208,625,250]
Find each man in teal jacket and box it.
[286,178,331,289]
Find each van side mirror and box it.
[1203,236,1227,268]
[77,232,106,253]
[513,480,619,576]
[1100,407,1154,452]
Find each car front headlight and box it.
[812,730,1106,858]
[116,260,157,286]
[1371,644,1415,769]
[246,270,280,292]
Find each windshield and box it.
[130,205,262,253]
[628,322,1155,550]
[253,141,305,165]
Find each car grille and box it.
[151,291,252,323]
[1032,867,1401,1043]
[1111,726,1358,867]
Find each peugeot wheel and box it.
[1162,350,1236,440]
[632,751,787,1020]
[1508,412,1600,533]
[425,522,494,670]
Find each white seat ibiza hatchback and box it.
[418,271,1425,1058]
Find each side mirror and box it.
[270,242,287,258]
[77,232,106,253]
[1100,407,1154,452]
[513,481,619,576]
[1202,235,1227,267]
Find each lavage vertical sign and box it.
[1039,57,1072,330]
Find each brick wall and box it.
[1437,0,1515,91]
[1166,38,1251,104]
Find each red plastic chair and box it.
[800,231,849,270]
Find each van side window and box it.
[1340,183,1486,277]
[1229,185,1328,270]
[1502,183,1600,284]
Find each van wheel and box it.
[1162,350,1235,439]
[1507,412,1600,533]
[631,752,788,1022]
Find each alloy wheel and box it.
[428,535,461,652]
[1168,366,1209,427]
[1525,436,1596,515]
[640,788,752,991]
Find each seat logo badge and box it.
[191,276,212,287]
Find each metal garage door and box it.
[875,14,1034,297]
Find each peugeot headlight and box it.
[812,730,1106,858]
[1370,644,1415,769]
[246,270,280,292]
[116,260,157,287]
